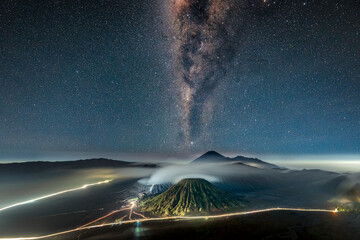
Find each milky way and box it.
[171,0,241,143]
[1,0,359,158]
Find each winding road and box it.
[0,207,337,240]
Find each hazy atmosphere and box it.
[1,1,360,240]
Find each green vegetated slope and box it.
[139,178,243,216]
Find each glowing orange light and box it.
[133,211,147,219]
[0,207,335,240]
[77,208,130,229]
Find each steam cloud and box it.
[172,0,241,142]
[145,162,260,184]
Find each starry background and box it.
[0,0,359,162]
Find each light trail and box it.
[0,180,112,213]
[77,208,130,229]
[78,201,139,229]
[0,207,337,240]
[133,211,147,219]
[129,201,136,221]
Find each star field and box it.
[0,0,359,161]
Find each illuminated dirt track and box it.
[0,207,337,240]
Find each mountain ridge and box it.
[192,151,279,169]
[0,158,158,173]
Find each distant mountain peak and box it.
[193,151,232,163]
[192,150,279,169]
[199,151,225,158]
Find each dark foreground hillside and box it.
[59,211,360,240]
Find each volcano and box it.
[192,151,279,169]
[139,178,243,216]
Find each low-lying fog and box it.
[0,167,155,209]
[263,155,360,172]
[2,156,360,238]
[2,154,360,213]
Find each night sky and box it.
[0,0,359,162]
